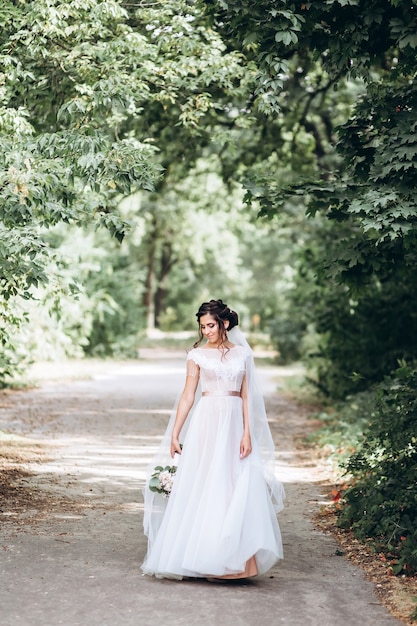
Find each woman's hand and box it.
[169,373,198,459]
[240,433,252,459]
[171,436,182,459]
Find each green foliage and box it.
[202,2,417,585]
[297,80,417,287]
[203,0,417,112]
[337,365,417,576]
[1,2,417,590]
[2,0,416,409]
[411,599,417,622]
[304,259,417,398]
[215,1,417,401]
[0,0,254,381]
[308,392,373,468]
[269,311,305,364]
[0,303,30,387]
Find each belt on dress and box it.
[201,391,241,397]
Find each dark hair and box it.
[193,299,238,348]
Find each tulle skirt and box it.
[141,396,283,579]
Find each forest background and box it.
[1,0,417,588]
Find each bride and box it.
[141,299,284,580]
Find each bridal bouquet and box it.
[149,464,177,498]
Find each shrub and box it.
[337,365,417,575]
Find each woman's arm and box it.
[240,374,252,459]
[170,372,199,458]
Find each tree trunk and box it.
[142,217,158,334]
[154,241,175,327]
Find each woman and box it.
[141,299,284,580]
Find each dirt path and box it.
[0,355,403,626]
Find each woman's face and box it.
[199,313,220,345]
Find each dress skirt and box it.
[141,395,283,579]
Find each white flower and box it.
[149,461,179,498]
[159,470,174,492]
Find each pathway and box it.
[0,355,402,626]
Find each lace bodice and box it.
[186,345,247,394]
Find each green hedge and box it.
[338,365,417,576]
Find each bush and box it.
[269,314,307,364]
[306,268,417,399]
[307,390,374,469]
[337,365,417,575]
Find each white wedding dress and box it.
[141,344,284,579]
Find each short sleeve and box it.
[186,353,200,378]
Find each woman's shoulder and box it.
[187,345,215,359]
[186,347,202,363]
[187,344,247,360]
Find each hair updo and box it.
[193,299,238,348]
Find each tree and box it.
[198,0,417,574]
[0,0,249,379]
[199,0,417,382]
[201,0,417,278]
